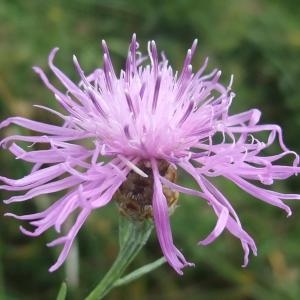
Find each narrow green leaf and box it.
[56,282,67,300]
[114,257,166,287]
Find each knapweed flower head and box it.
[1,34,300,274]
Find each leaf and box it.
[113,257,166,287]
[56,282,67,300]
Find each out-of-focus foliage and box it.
[0,0,300,299]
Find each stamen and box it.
[125,53,132,83]
[228,74,234,91]
[212,70,222,84]
[139,82,146,99]
[176,64,193,101]
[128,33,138,74]
[103,53,113,92]
[125,90,136,118]
[152,74,161,113]
[190,39,198,55]
[86,88,107,118]
[123,125,131,139]
[194,57,209,78]
[178,39,197,85]
[149,40,158,77]
[125,34,139,83]
[72,55,89,87]
[101,40,116,79]
[178,101,194,126]
[118,155,148,178]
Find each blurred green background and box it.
[1,0,300,299]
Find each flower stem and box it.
[84,217,153,300]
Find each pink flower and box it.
[1,34,299,274]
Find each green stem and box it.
[84,218,153,300]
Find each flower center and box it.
[115,160,178,220]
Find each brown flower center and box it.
[115,160,178,220]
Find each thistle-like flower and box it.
[1,35,299,274]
